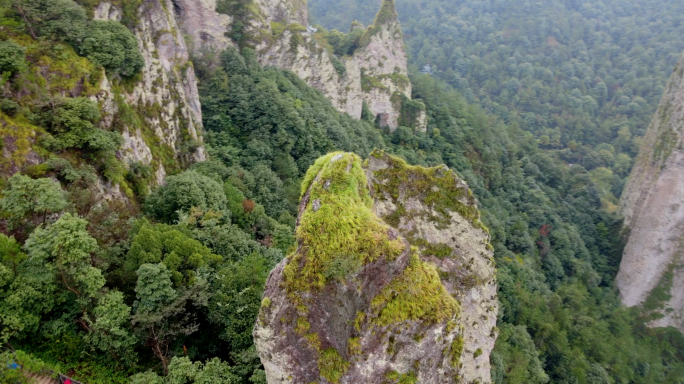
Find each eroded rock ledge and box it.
[254,151,498,384]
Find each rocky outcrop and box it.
[617,51,684,332]
[254,151,497,383]
[171,0,426,131]
[95,0,206,183]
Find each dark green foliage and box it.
[310,0,684,208]
[0,39,26,76]
[144,170,228,224]
[79,20,144,77]
[18,0,89,44]
[18,0,143,77]
[199,47,383,219]
[42,97,123,154]
[0,98,20,116]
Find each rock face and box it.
[254,151,497,384]
[171,0,426,131]
[617,51,684,332]
[95,0,206,183]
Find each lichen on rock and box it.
[254,151,498,384]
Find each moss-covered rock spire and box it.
[254,151,498,384]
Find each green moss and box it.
[448,335,464,367]
[423,242,453,259]
[261,297,272,308]
[385,370,418,384]
[370,253,460,326]
[271,21,286,36]
[474,348,483,358]
[318,348,349,384]
[348,337,361,356]
[370,150,487,233]
[361,71,389,92]
[284,152,405,297]
[296,317,311,335]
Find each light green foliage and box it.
[284,152,404,296]
[129,371,165,384]
[318,348,349,384]
[0,234,26,277]
[0,39,26,76]
[145,170,228,224]
[0,350,58,384]
[24,213,103,298]
[370,253,459,326]
[133,263,177,314]
[80,20,144,77]
[127,221,222,287]
[0,174,67,231]
[129,356,237,384]
[84,291,137,363]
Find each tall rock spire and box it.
[617,50,684,333]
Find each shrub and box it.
[144,170,228,223]
[0,98,20,116]
[80,20,144,77]
[0,40,26,76]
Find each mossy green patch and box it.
[361,71,389,92]
[370,150,487,233]
[448,335,464,367]
[318,348,349,384]
[385,370,418,384]
[370,253,460,326]
[284,152,405,296]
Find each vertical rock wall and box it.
[95,0,206,185]
[617,51,684,332]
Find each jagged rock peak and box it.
[254,151,498,384]
[374,0,399,27]
[617,51,684,333]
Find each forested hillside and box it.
[310,0,684,211]
[0,0,683,383]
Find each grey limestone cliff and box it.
[171,0,426,131]
[617,51,684,332]
[254,151,497,384]
[95,0,206,186]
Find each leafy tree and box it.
[132,263,208,375]
[24,213,103,299]
[129,356,238,384]
[0,40,26,77]
[84,290,137,363]
[126,220,223,286]
[18,0,88,43]
[80,20,144,77]
[145,171,228,224]
[0,174,67,233]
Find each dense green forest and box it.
[0,0,683,383]
[310,0,684,211]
